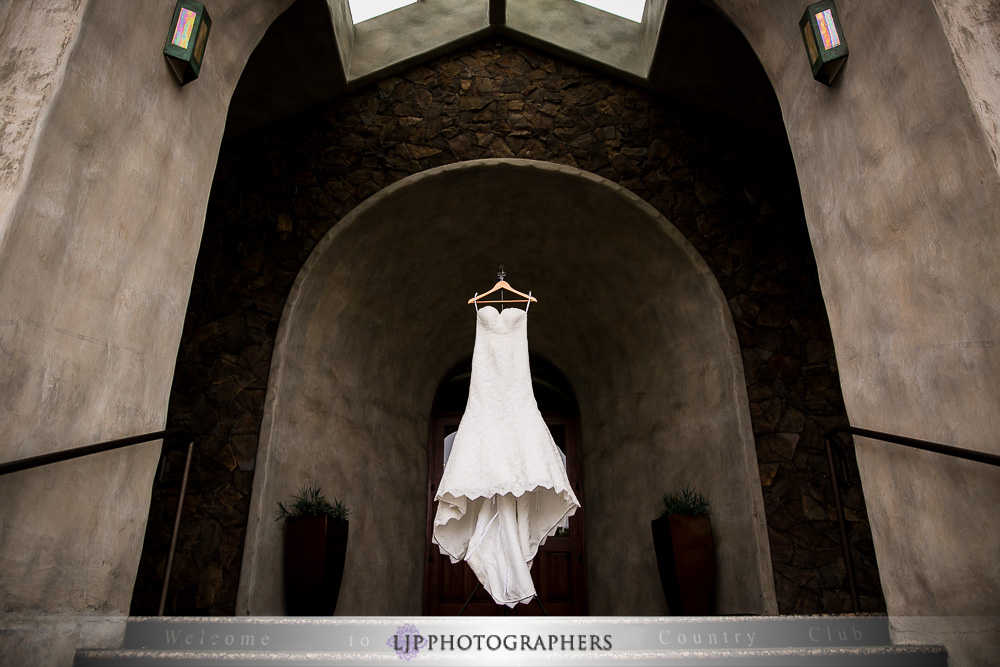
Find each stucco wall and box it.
[712,1,1000,664]
[0,0,86,250]
[0,1,292,664]
[350,0,489,83]
[932,0,1000,179]
[236,160,775,616]
[506,0,645,78]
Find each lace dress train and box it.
[433,305,580,606]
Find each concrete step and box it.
[74,616,948,666]
[74,645,950,667]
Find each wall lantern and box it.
[163,1,212,85]
[799,1,848,85]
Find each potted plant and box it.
[276,486,350,615]
[650,486,715,615]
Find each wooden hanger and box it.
[468,266,538,306]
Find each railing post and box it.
[158,440,194,616]
[825,433,861,614]
[822,424,1000,617]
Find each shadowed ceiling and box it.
[226,0,782,139]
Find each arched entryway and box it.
[424,355,588,615]
[235,159,776,617]
[8,0,999,663]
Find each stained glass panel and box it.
[171,8,196,49]
[816,8,841,50]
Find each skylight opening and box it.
[348,0,419,25]
[573,0,646,23]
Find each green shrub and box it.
[276,486,351,523]
[659,486,711,516]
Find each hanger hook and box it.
[497,265,506,282]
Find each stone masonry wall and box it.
[130,39,885,616]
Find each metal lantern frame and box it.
[163,0,212,85]
[799,0,848,85]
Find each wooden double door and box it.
[423,414,588,615]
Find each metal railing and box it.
[6,424,996,618]
[0,428,193,616]
[823,425,1000,613]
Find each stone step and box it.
[75,645,949,667]
[73,616,948,666]
[121,615,896,651]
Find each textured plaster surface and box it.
[349,0,489,84]
[640,0,668,70]
[932,0,1000,177]
[506,0,645,78]
[713,0,1000,663]
[0,1,293,664]
[0,614,125,666]
[891,616,1000,667]
[237,160,775,617]
[327,0,353,76]
[0,0,86,251]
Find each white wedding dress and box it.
[433,305,580,606]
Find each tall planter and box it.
[651,514,715,615]
[283,516,349,615]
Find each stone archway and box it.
[236,159,776,616]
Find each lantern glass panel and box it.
[171,8,197,49]
[816,9,841,50]
[194,20,209,63]
[803,22,819,64]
